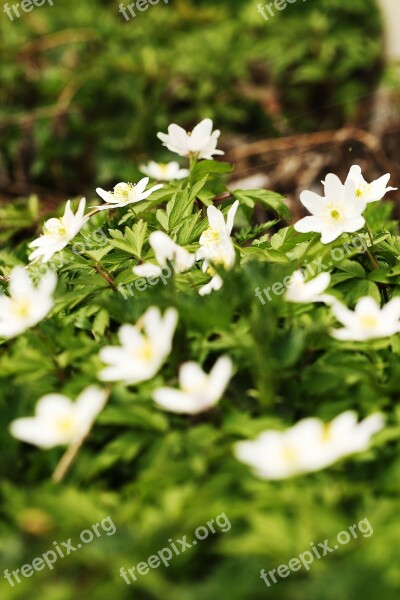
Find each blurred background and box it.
[1,0,399,216]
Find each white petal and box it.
[324,173,345,202]
[294,216,322,234]
[75,385,107,426]
[299,190,324,215]
[9,417,67,448]
[133,263,163,278]
[153,388,200,414]
[179,362,208,392]
[96,188,113,203]
[208,356,233,400]
[226,201,239,234]
[345,165,362,185]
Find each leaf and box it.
[233,189,290,220]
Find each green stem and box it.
[364,223,389,303]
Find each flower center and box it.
[330,209,340,220]
[355,183,371,198]
[282,444,298,465]
[44,218,67,237]
[321,423,333,443]
[114,183,135,204]
[359,315,378,329]
[55,416,76,435]
[11,299,32,319]
[135,340,155,362]
[202,227,222,246]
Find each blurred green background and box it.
[0,0,383,198]
[1,1,400,600]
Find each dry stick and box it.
[52,388,111,484]
[228,126,398,178]
[0,104,79,130]
[52,436,86,484]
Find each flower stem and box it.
[364,224,389,303]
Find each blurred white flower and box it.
[229,174,270,190]
[140,161,189,181]
[94,178,162,211]
[29,198,86,263]
[9,386,107,449]
[133,232,196,278]
[133,263,163,278]
[153,356,232,414]
[285,270,331,303]
[331,296,400,341]
[235,411,384,480]
[345,165,397,203]
[196,201,239,271]
[294,174,366,244]
[157,118,224,160]
[199,274,223,296]
[0,267,57,339]
[99,306,178,384]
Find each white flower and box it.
[284,270,331,303]
[9,386,107,449]
[157,118,224,160]
[29,198,86,263]
[94,178,163,211]
[294,174,366,244]
[153,356,232,414]
[133,232,195,279]
[345,165,397,203]
[331,296,400,341]
[234,411,384,480]
[199,274,223,296]
[196,201,239,270]
[140,161,189,181]
[0,267,57,339]
[98,306,178,384]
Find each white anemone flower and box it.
[294,174,366,244]
[94,178,163,211]
[153,356,232,414]
[0,267,57,339]
[29,198,86,263]
[139,161,189,181]
[9,386,107,449]
[285,270,331,303]
[157,118,224,160]
[345,165,397,203]
[197,201,239,270]
[133,232,195,278]
[98,306,178,384]
[234,411,384,480]
[331,296,400,341]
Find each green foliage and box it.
[0,152,400,599]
